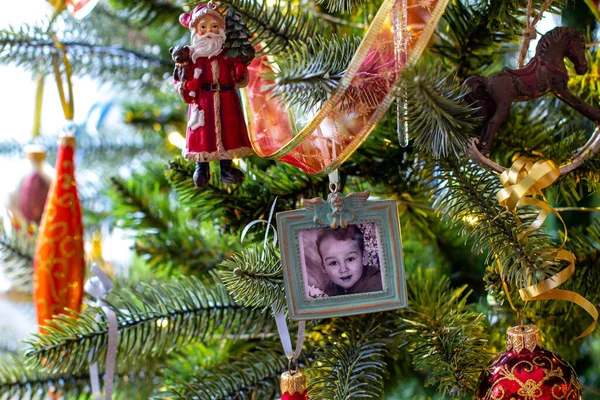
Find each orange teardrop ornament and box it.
[33,134,85,330]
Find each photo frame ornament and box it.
[276,189,407,320]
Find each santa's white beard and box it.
[190,31,226,62]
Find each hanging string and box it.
[493,254,524,327]
[84,264,118,400]
[518,0,554,68]
[50,34,75,122]
[45,1,75,123]
[32,75,45,137]
[48,0,67,24]
[241,200,307,370]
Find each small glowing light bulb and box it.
[168,132,186,150]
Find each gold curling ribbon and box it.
[519,249,598,339]
[497,157,598,338]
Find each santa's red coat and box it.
[176,53,253,162]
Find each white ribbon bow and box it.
[84,264,118,400]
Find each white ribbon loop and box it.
[240,199,306,367]
[85,264,118,400]
[274,311,306,369]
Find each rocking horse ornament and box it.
[466,27,600,158]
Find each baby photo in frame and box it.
[299,223,383,299]
[276,191,407,320]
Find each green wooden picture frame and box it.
[276,191,407,320]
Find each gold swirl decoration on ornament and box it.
[480,353,582,400]
[496,157,598,339]
[33,136,84,329]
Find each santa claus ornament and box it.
[476,325,582,400]
[172,2,255,188]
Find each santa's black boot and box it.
[193,162,210,188]
[220,159,245,184]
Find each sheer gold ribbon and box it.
[497,157,598,338]
[244,0,450,175]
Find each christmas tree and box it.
[0,0,600,399]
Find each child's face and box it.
[319,237,364,289]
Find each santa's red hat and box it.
[179,4,225,30]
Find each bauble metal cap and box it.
[506,324,542,353]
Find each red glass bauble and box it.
[281,392,307,400]
[477,325,582,400]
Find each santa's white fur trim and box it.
[211,59,226,154]
[183,147,254,162]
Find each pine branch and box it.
[265,35,360,113]
[402,63,480,158]
[552,221,600,307]
[0,17,169,86]
[316,0,372,13]
[109,175,170,232]
[397,268,490,398]
[222,0,319,55]
[0,353,159,400]
[309,315,390,399]
[432,1,522,78]
[568,46,600,108]
[430,157,564,289]
[106,0,185,28]
[0,354,91,400]
[553,155,600,205]
[491,99,567,166]
[109,165,233,275]
[219,245,285,312]
[166,157,329,234]
[0,131,163,157]
[156,347,285,399]
[0,22,49,76]
[24,276,273,374]
[434,1,567,78]
[0,218,35,292]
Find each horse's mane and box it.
[536,27,581,54]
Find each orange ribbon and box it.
[497,157,598,338]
